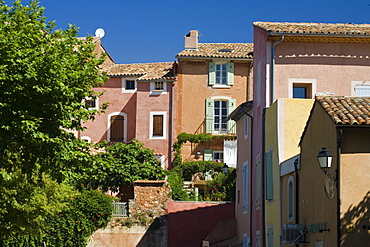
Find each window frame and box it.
[209,61,234,88]
[107,112,127,143]
[149,111,167,139]
[288,175,295,222]
[122,78,137,93]
[84,97,99,110]
[213,150,224,162]
[352,81,370,96]
[242,160,249,213]
[244,117,248,139]
[150,81,167,95]
[288,78,316,99]
[205,97,236,134]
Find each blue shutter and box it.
[265,151,273,200]
[209,62,215,85]
[243,163,248,211]
[205,99,214,133]
[227,62,234,85]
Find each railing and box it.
[112,202,128,217]
[194,118,236,135]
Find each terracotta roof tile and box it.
[253,22,370,36]
[104,62,177,80]
[317,96,370,125]
[176,43,253,59]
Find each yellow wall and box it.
[299,102,338,246]
[265,99,313,247]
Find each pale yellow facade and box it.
[265,99,314,247]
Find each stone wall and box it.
[129,180,171,219]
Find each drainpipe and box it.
[336,129,342,247]
[240,106,253,246]
[262,107,267,247]
[294,157,300,247]
[169,81,175,169]
[270,36,284,106]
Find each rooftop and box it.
[103,61,177,80]
[318,96,370,125]
[253,22,370,36]
[176,43,253,59]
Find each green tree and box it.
[0,0,108,237]
[77,140,166,193]
[0,0,107,180]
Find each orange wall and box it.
[175,59,251,135]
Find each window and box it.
[244,117,248,139]
[242,233,249,247]
[352,81,370,96]
[288,78,316,99]
[110,115,124,142]
[208,62,234,87]
[126,80,135,90]
[265,150,273,201]
[150,81,167,95]
[214,100,228,133]
[243,161,249,213]
[107,112,127,143]
[122,78,137,93]
[213,150,224,162]
[155,81,164,91]
[150,111,166,139]
[205,98,236,134]
[288,176,294,222]
[293,84,311,98]
[155,155,165,169]
[84,97,99,110]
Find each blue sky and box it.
[6,0,370,64]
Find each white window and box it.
[205,98,236,134]
[288,175,294,222]
[244,117,248,139]
[213,150,224,162]
[352,81,370,96]
[150,111,166,139]
[242,161,248,213]
[150,81,167,95]
[122,78,137,93]
[288,78,316,99]
[84,97,99,110]
[208,62,234,87]
[107,112,127,143]
[155,155,165,169]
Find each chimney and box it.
[184,30,199,50]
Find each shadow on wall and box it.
[341,191,370,247]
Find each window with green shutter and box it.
[203,149,213,161]
[205,98,236,134]
[208,62,234,86]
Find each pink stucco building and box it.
[232,21,370,247]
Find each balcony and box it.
[194,118,236,135]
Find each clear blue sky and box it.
[6,0,370,64]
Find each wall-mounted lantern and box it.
[317,147,333,174]
[223,164,229,174]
